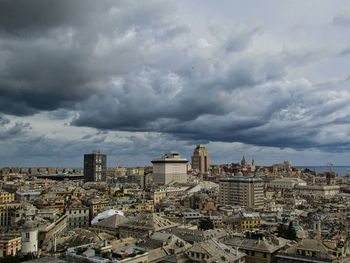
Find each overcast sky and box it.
[1,0,350,168]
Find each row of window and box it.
[68,210,88,214]
[68,216,88,221]
[69,222,88,226]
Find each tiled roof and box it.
[120,213,179,231]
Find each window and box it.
[25,232,30,239]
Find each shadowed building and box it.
[191,144,210,181]
[84,152,107,182]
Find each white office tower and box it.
[152,152,188,185]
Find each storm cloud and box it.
[1,0,350,167]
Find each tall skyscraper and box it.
[152,152,188,185]
[84,152,107,182]
[191,144,210,181]
[219,176,264,208]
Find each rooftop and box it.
[151,152,188,164]
[220,175,263,183]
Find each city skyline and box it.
[1,1,350,167]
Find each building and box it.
[66,240,148,263]
[295,185,340,198]
[152,152,188,185]
[16,189,41,201]
[269,178,306,190]
[219,176,264,208]
[35,199,65,214]
[223,234,289,263]
[84,152,107,182]
[67,201,90,230]
[21,220,39,256]
[87,199,111,221]
[0,234,21,258]
[118,213,179,239]
[38,213,67,249]
[90,213,127,236]
[191,144,210,180]
[153,190,166,204]
[0,203,21,227]
[241,156,248,167]
[240,212,261,231]
[0,190,14,204]
[275,239,337,263]
[185,238,246,262]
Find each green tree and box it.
[198,218,214,230]
[278,222,297,240]
[286,222,297,240]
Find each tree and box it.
[278,224,285,237]
[286,221,297,240]
[278,222,297,240]
[198,218,214,230]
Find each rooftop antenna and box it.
[327,162,333,172]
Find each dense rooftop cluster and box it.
[0,147,349,262]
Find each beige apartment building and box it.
[67,202,90,230]
[219,176,264,208]
[0,235,21,258]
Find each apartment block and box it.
[219,176,264,208]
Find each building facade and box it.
[0,203,21,227]
[191,144,210,180]
[294,185,340,197]
[219,176,264,208]
[152,152,188,185]
[67,203,90,230]
[0,191,14,204]
[84,152,107,182]
[15,190,41,202]
[21,221,38,256]
[0,235,21,258]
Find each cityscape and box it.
[1,0,350,263]
[0,146,349,262]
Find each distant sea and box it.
[294,166,350,176]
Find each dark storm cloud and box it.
[0,116,10,126]
[0,0,186,116]
[73,72,350,151]
[0,0,113,34]
[0,130,191,167]
[0,116,31,140]
[1,0,349,154]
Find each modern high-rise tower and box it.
[84,152,107,182]
[191,144,210,180]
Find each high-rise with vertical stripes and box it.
[191,144,210,181]
[84,152,107,182]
